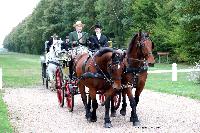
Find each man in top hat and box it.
[69,21,88,48]
[46,33,58,52]
[89,23,108,50]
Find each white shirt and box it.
[96,33,101,40]
[77,32,82,43]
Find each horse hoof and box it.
[87,117,91,122]
[133,121,140,126]
[90,118,97,122]
[104,123,113,128]
[110,112,116,117]
[86,115,91,121]
[120,109,126,116]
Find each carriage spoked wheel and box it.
[112,92,121,110]
[55,68,64,107]
[99,94,105,106]
[65,82,74,112]
[99,92,121,110]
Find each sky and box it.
[0,0,41,48]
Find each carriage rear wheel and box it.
[56,68,64,107]
[65,83,74,112]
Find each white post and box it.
[0,68,2,89]
[172,63,177,81]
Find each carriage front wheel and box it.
[55,68,64,107]
[112,92,121,110]
[99,92,121,110]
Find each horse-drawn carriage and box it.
[40,31,155,128]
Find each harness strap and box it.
[124,65,148,74]
[48,61,60,66]
[82,55,91,73]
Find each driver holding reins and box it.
[69,21,89,48]
[68,21,89,79]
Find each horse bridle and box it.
[94,52,123,84]
[137,37,153,59]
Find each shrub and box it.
[187,61,200,84]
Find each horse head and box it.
[127,30,155,66]
[109,49,125,90]
[95,48,125,90]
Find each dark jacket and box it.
[89,34,108,50]
[61,41,69,51]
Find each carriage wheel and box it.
[99,94,105,105]
[45,77,49,89]
[65,83,74,112]
[113,92,121,110]
[41,63,46,85]
[56,68,64,107]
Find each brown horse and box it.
[115,31,155,126]
[74,47,125,128]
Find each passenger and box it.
[89,23,108,50]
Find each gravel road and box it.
[3,87,200,133]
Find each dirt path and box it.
[3,87,200,133]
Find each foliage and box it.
[2,0,200,64]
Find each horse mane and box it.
[127,33,138,55]
[95,47,113,57]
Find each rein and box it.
[93,57,113,84]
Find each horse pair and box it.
[73,31,155,128]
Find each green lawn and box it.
[0,52,41,132]
[146,63,200,100]
[0,93,13,133]
[146,72,200,100]
[0,52,41,88]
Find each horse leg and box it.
[127,88,140,126]
[120,89,127,116]
[104,88,115,128]
[135,72,147,106]
[86,95,92,121]
[110,95,116,117]
[78,83,90,120]
[90,89,98,122]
